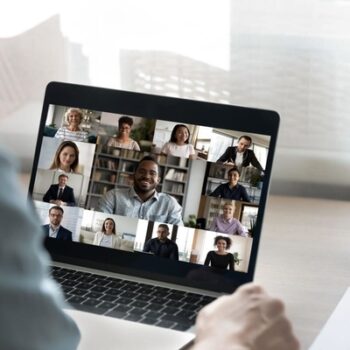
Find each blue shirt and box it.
[98,187,184,225]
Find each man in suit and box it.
[42,206,73,241]
[217,135,264,172]
[43,174,76,206]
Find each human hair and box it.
[49,206,64,215]
[101,218,116,234]
[158,224,169,233]
[223,201,235,209]
[65,108,83,124]
[228,166,240,176]
[169,124,190,144]
[238,135,252,145]
[118,116,134,129]
[135,155,160,173]
[214,235,232,249]
[58,174,68,180]
[49,141,79,172]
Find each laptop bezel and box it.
[29,82,279,293]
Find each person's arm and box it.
[160,142,169,155]
[210,184,223,197]
[228,254,234,271]
[169,243,179,261]
[249,150,264,172]
[217,147,231,162]
[43,186,53,203]
[240,185,251,203]
[204,252,211,266]
[166,196,184,225]
[209,217,217,231]
[0,148,80,350]
[92,232,99,245]
[133,140,141,151]
[143,239,151,252]
[66,187,76,206]
[97,189,115,213]
[193,283,299,350]
[236,220,248,237]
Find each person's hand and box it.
[192,283,299,350]
[223,159,235,166]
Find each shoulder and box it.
[60,226,72,234]
[157,192,180,206]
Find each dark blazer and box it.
[42,224,73,241]
[217,147,264,171]
[43,184,76,206]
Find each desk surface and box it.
[255,195,350,349]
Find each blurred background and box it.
[1,0,350,199]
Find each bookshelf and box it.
[85,144,190,210]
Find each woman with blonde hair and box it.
[55,107,88,142]
[49,141,80,173]
[93,218,121,249]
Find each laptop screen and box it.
[29,82,279,293]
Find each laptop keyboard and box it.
[51,266,216,331]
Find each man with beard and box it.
[42,206,73,241]
[98,156,183,225]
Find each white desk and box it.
[255,195,350,349]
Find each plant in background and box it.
[233,252,243,266]
[184,214,197,228]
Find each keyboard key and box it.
[70,288,88,297]
[140,317,158,325]
[98,302,115,310]
[129,307,147,316]
[73,304,106,315]
[145,311,164,319]
[113,305,132,313]
[67,296,87,304]
[176,310,196,319]
[61,280,79,287]
[108,288,122,296]
[173,323,192,331]
[156,320,175,329]
[124,314,142,322]
[91,286,108,293]
[130,300,148,309]
[115,297,133,305]
[76,283,94,290]
[100,294,117,302]
[105,310,126,319]
[162,307,179,315]
[85,292,103,299]
[119,291,137,299]
[83,299,102,307]
[135,294,154,302]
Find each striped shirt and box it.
[54,127,88,142]
[98,187,183,225]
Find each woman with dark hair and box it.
[49,141,80,173]
[161,124,196,159]
[204,235,234,271]
[54,107,88,142]
[92,218,121,249]
[107,116,140,151]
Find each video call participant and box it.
[49,141,80,173]
[93,217,121,249]
[54,107,88,142]
[107,116,140,151]
[161,124,196,159]
[210,167,250,202]
[43,174,76,206]
[204,236,234,271]
[217,135,264,172]
[209,202,248,237]
[98,156,183,225]
[42,206,73,241]
[143,224,179,260]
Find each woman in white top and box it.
[49,141,80,173]
[93,218,121,249]
[54,108,88,142]
[161,124,196,159]
[107,116,140,151]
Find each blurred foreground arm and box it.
[0,148,80,350]
[193,283,299,350]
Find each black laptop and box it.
[28,82,279,348]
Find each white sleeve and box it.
[161,142,170,154]
[189,144,195,155]
[0,147,80,350]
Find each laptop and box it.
[28,82,279,349]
